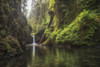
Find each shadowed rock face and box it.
[0,0,32,58]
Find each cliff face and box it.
[40,0,100,46]
[0,0,31,59]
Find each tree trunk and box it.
[39,11,54,44]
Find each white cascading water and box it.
[32,35,35,44]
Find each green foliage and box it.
[4,40,13,52]
[55,10,100,45]
[41,15,50,29]
[50,29,62,42]
[63,10,72,27]
[44,27,53,37]
[79,0,100,10]
[28,0,100,46]
[0,30,7,37]
[31,33,36,36]
[56,10,88,43]
[49,0,55,11]
[28,0,50,34]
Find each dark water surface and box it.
[0,44,100,67]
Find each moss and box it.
[5,35,23,52]
[54,10,100,46]
[5,40,13,52]
[0,30,7,37]
[55,10,88,43]
[41,38,50,46]
[0,0,31,58]
[49,0,55,11]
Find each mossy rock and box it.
[5,35,23,52]
[0,30,7,37]
[0,35,23,54]
[55,10,100,46]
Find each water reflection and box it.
[0,46,100,67]
[32,45,35,56]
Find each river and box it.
[0,44,100,67]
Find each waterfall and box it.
[32,35,35,44]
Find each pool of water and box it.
[0,44,100,67]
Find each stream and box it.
[0,45,100,67]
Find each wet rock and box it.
[0,0,31,60]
